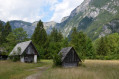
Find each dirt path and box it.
[25,66,50,79]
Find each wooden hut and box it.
[59,47,81,67]
[9,40,39,63]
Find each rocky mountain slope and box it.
[6,20,56,37]
[1,0,119,39]
[57,0,119,39]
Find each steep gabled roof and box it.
[58,47,72,61]
[9,40,32,56]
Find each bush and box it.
[9,47,21,62]
[53,53,62,66]
[9,55,20,62]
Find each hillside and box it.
[0,20,56,37]
[57,0,119,39]
[1,0,119,39]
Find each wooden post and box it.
[34,55,37,63]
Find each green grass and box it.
[40,60,119,79]
[0,60,119,79]
[0,60,52,79]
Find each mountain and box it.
[1,0,119,39]
[9,20,34,37]
[57,0,119,39]
[7,20,56,37]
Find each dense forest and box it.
[0,20,119,60]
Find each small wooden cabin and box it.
[59,47,81,67]
[9,40,39,63]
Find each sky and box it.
[0,0,84,23]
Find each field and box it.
[0,60,52,79]
[40,60,119,79]
[0,60,119,79]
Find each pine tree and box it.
[0,21,3,32]
[1,21,12,43]
[70,27,78,47]
[96,37,109,56]
[45,28,64,59]
[32,20,47,46]
[70,27,94,60]
[31,20,47,58]
[0,21,4,44]
[50,28,63,42]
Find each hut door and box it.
[24,55,34,63]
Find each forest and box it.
[0,20,119,60]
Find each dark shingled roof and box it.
[58,47,72,61]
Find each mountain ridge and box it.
[1,0,119,40]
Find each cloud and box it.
[0,0,84,22]
[50,0,84,22]
[0,0,58,22]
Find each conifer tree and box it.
[70,27,94,60]
[0,21,4,45]
[1,21,12,43]
[32,20,47,46]
[31,20,47,58]
[96,37,109,56]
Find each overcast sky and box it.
[0,0,84,23]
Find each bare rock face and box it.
[58,0,119,39]
[99,20,119,38]
[43,21,56,29]
[43,21,57,34]
[61,16,69,22]
[70,0,92,17]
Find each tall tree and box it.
[4,27,28,54]
[32,20,47,46]
[70,27,94,60]
[50,28,63,42]
[12,28,28,43]
[0,21,4,45]
[31,20,47,58]
[96,37,109,56]
[45,28,64,59]
[2,22,12,43]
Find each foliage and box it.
[9,47,21,62]
[70,27,95,60]
[53,53,62,66]
[0,21,4,45]
[45,28,68,59]
[12,28,28,43]
[32,20,47,46]
[94,33,119,59]
[31,20,47,58]
[90,0,111,8]
[1,21,12,44]
[2,27,28,54]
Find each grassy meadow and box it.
[40,60,119,79]
[0,60,52,79]
[0,60,119,79]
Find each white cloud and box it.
[0,0,58,22]
[50,0,84,22]
[0,0,84,22]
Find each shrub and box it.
[9,47,21,62]
[53,53,62,66]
